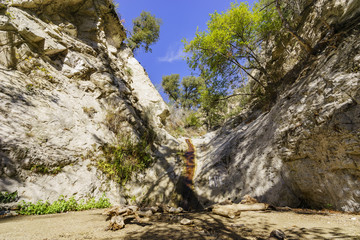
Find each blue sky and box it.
[115,0,255,100]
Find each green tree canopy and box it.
[183,1,281,91]
[161,74,205,109]
[161,74,180,103]
[180,76,205,109]
[127,11,162,53]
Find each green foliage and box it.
[198,85,226,129]
[161,74,205,109]
[183,1,281,92]
[35,66,54,81]
[164,104,206,138]
[110,0,119,10]
[0,191,18,203]
[5,11,15,20]
[17,194,111,215]
[29,164,63,175]
[125,67,133,76]
[127,11,162,53]
[96,133,154,184]
[26,83,34,91]
[162,74,180,103]
[184,112,202,128]
[180,76,205,109]
[225,83,253,119]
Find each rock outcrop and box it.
[0,0,359,213]
[0,0,177,204]
[193,0,360,212]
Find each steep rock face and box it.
[0,0,174,203]
[194,0,360,212]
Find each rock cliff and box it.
[0,0,359,213]
[193,0,360,212]
[0,0,177,204]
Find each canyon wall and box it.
[0,0,180,204]
[193,0,360,212]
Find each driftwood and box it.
[211,199,269,219]
[103,204,183,231]
[103,205,143,231]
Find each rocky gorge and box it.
[191,0,360,212]
[0,0,359,218]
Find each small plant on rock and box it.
[82,106,97,118]
[28,164,64,175]
[95,132,155,185]
[125,67,133,77]
[0,191,18,203]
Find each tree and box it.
[198,83,227,130]
[161,74,229,129]
[127,11,162,53]
[180,76,204,109]
[183,1,281,93]
[161,74,180,103]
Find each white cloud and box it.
[158,46,185,63]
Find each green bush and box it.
[17,194,111,215]
[96,133,154,184]
[0,191,18,203]
[184,112,202,128]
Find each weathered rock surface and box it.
[193,0,360,212]
[0,0,179,205]
[0,0,358,214]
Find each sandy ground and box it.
[0,209,360,240]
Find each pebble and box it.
[350,217,357,220]
[269,229,286,240]
[180,218,193,225]
[0,210,18,218]
[168,207,183,214]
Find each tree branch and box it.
[218,93,255,101]
[274,0,313,53]
[205,47,266,89]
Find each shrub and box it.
[17,194,111,215]
[105,110,127,134]
[184,112,202,128]
[164,104,206,138]
[0,191,18,203]
[29,164,63,175]
[96,133,154,184]
[82,107,97,118]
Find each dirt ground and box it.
[0,209,359,240]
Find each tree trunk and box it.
[275,0,313,53]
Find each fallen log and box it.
[103,204,185,231]
[103,205,143,230]
[211,203,269,218]
[106,215,125,231]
